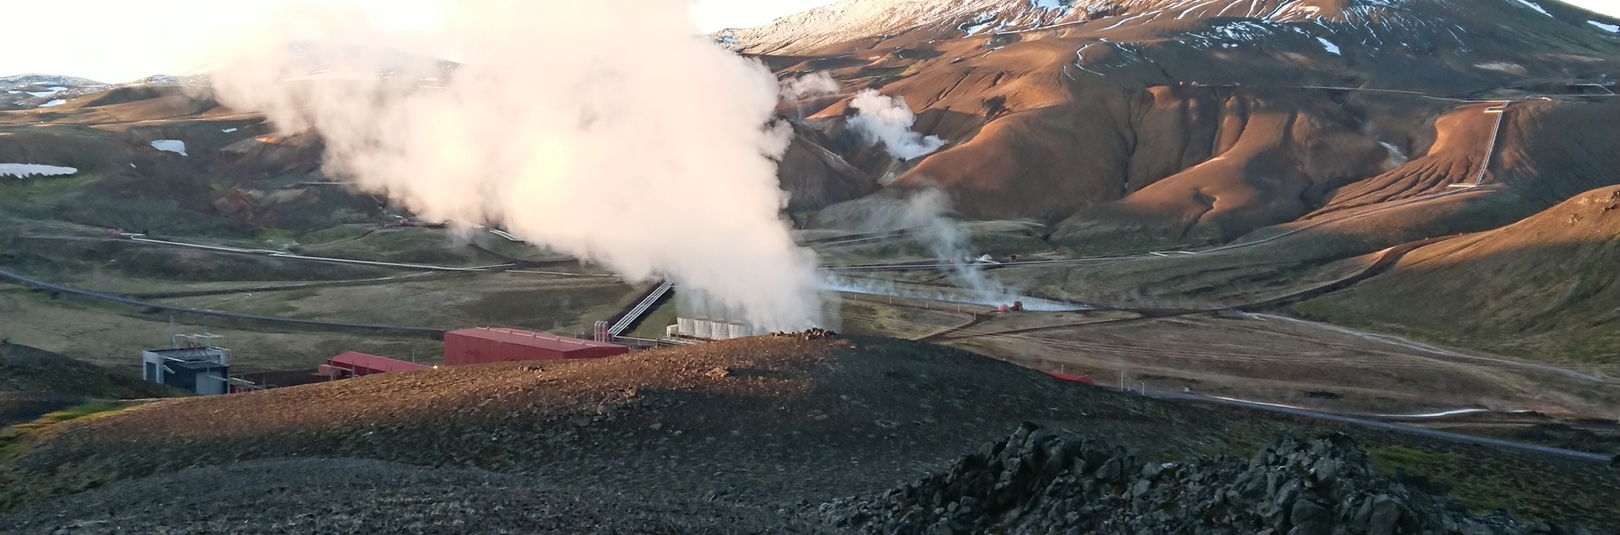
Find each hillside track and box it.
[932,234,1460,341]
[1158,392,1614,465]
[1249,314,1616,385]
[120,272,469,299]
[823,184,1501,276]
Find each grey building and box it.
[142,346,230,396]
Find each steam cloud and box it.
[820,189,1061,310]
[847,89,945,160]
[211,1,826,331]
[881,189,1016,306]
[780,72,839,101]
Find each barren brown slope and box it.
[1313,99,1620,217]
[778,121,882,213]
[764,0,1620,254]
[1052,88,1400,248]
[1297,186,1620,367]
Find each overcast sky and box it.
[2,0,1616,83]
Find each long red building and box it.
[319,352,429,379]
[443,328,627,366]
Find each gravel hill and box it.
[0,337,1614,533]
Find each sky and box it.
[2,0,1618,83]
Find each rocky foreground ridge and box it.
[825,424,1599,535]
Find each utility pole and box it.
[1119,370,1126,391]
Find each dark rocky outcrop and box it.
[824,423,1597,535]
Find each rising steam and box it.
[211,1,825,331]
[821,188,1043,309]
[780,72,839,101]
[847,89,945,160]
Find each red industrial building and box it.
[1047,372,1097,386]
[319,351,430,379]
[443,328,628,366]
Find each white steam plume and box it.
[211,1,825,331]
[780,72,839,101]
[822,189,1052,309]
[847,89,945,160]
[894,189,1014,305]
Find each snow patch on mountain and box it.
[723,0,1084,54]
[0,163,78,178]
[0,74,104,92]
[150,140,188,156]
[1317,37,1342,55]
[960,17,1001,35]
[723,0,1456,56]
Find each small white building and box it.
[666,288,758,341]
[666,317,755,341]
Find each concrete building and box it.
[142,346,230,396]
[667,289,757,341]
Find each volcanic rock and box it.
[824,423,1596,535]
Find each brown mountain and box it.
[748,0,1620,251]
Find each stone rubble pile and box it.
[773,328,839,340]
[822,423,1596,535]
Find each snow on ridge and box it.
[38,99,66,108]
[1178,19,1284,50]
[0,163,78,178]
[0,74,104,92]
[25,87,66,98]
[724,0,1081,54]
[1589,20,1620,33]
[1133,0,1419,25]
[725,0,1469,56]
[1509,0,1552,17]
[961,17,1001,35]
[151,140,188,156]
